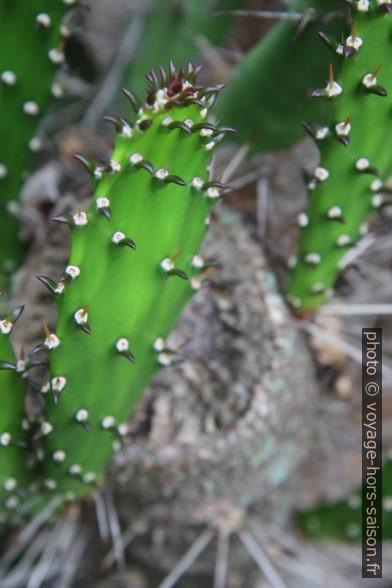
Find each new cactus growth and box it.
[287,1,392,312]
[27,63,232,501]
[0,1,71,287]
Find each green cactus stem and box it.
[0,0,72,287]
[287,1,392,313]
[31,63,232,501]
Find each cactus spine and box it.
[287,1,392,313]
[0,1,71,287]
[23,63,232,502]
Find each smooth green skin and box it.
[216,0,342,153]
[0,329,30,521]
[121,0,240,98]
[41,99,219,497]
[288,8,392,312]
[0,0,66,287]
[299,460,392,541]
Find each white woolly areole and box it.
[69,464,82,475]
[29,137,43,152]
[357,0,370,10]
[372,194,384,208]
[76,409,89,422]
[325,80,342,98]
[5,496,19,509]
[121,124,132,138]
[51,376,67,392]
[1,70,17,86]
[370,179,383,192]
[287,255,297,269]
[96,197,110,209]
[116,338,129,352]
[1,433,11,446]
[362,73,377,88]
[23,101,39,116]
[73,211,88,226]
[41,422,53,435]
[84,472,96,483]
[0,163,8,178]
[153,337,165,352]
[74,308,88,325]
[191,255,204,268]
[335,121,351,136]
[204,141,216,151]
[44,333,60,350]
[207,187,220,199]
[285,295,302,309]
[102,416,115,429]
[41,382,50,394]
[65,265,80,279]
[36,13,51,27]
[346,35,363,50]
[184,118,194,127]
[160,258,174,272]
[51,82,64,98]
[314,166,329,181]
[55,282,65,294]
[310,282,326,294]
[110,160,121,173]
[161,116,173,127]
[53,450,66,462]
[337,234,351,247]
[0,319,13,335]
[130,153,143,165]
[200,128,213,138]
[4,478,17,491]
[296,212,309,227]
[304,253,321,266]
[192,177,204,189]
[327,206,343,219]
[155,168,169,180]
[191,277,202,290]
[112,231,125,244]
[356,157,370,170]
[48,48,65,64]
[117,423,130,436]
[94,166,104,179]
[158,352,172,366]
[16,359,26,373]
[315,127,329,140]
[44,479,58,490]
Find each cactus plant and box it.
[286,1,392,313]
[14,62,233,504]
[0,1,71,288]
